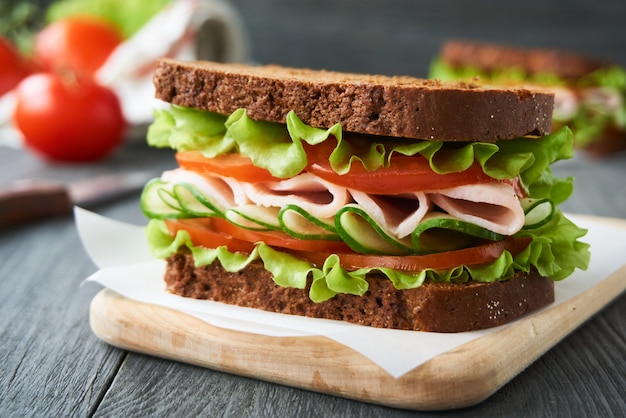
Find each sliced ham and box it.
[161,169,249,209]
[430,182,525,235]
[349,190,431,238]
[241,173,350,219]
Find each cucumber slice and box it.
[278,204,340,240]
[411,213,503,254]
[172,183,223,218]
[140,179,225,219]
[225,205,281,231]
[158,188,183,211]
[140,179,187,219]
[521,198,555,229]
[335,205,413,255]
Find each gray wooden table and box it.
[2,1,625,416]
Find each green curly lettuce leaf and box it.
[224,109,342,178]
[578,65,626,91]
[567,66,626,146]
[147,106,229,152]
[513,211,590,281]
[428,57,567,87]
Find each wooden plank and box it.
[88,215,626,411]
[0,215,126,417]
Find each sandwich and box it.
[141,57,590,333]
[429,40,626,156]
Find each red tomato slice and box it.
[177,139,501,193]
[165,218,530,273]
[303,140,497,194]
[176,151,281,183]
[165,218,256,254]
[166,218,352,253]
[290,237,531,272]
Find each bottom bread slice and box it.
[164,252,555,333]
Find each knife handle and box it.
[0,180,72,228]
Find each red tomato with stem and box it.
[34,16,123,77]
[13,72,126,162]
[0,36,34,96]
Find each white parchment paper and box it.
[76,207,626,378]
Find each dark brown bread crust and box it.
[164,253,554,333]
[440,40,608,81]
[153,58,554,142]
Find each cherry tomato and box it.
[0,36,34,96]
[13,72,126,162]
[34,16,123,77]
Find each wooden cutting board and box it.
[89,216,626,411]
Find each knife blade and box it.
[0,170,156,227]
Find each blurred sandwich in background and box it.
[430,40,626,156]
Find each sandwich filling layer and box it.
[142,105,590,302]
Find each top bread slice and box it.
[439,40,608,81]
[153,58,554,143]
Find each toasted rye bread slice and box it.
[153,58,554,142]
[439,40,608,81]
[164,253,554,333]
